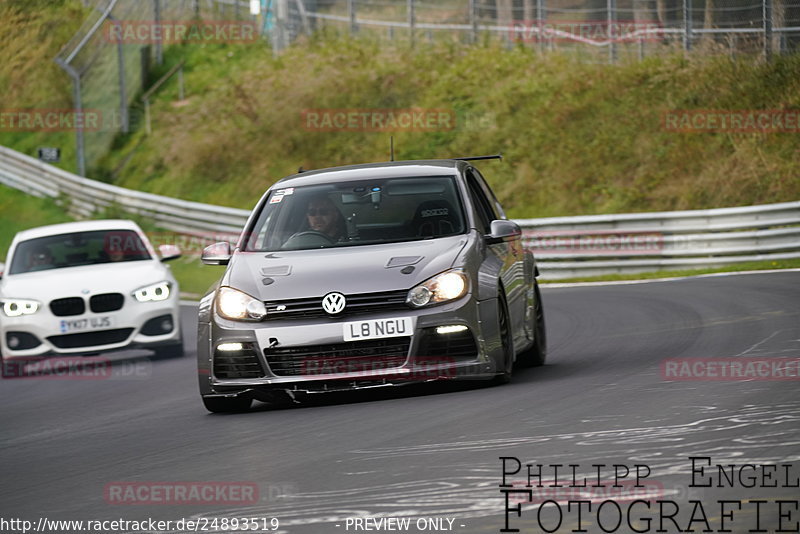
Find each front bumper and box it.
[199,294,502,397]
[0,297,182,359]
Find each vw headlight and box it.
[133,281,171,302]
[216,286,266,321]
[407,269,468,308]
[1,299,40,317]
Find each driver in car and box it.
[305,196,346,241]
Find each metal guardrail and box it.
[1,145,798,279]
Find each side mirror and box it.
[201,242,232,265]
[486,220,521,245]
[158,244,181,262]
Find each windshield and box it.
[9,230,152,275]
[244,176,466,252]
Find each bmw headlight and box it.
[1,299,40,317]
[407,269,468,308]
[133,281,171,302]
[216,286,266,321]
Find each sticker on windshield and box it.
[269,194,284,204]
[421,208,448,217]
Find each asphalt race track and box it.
[1,271,798,534]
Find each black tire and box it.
[518,282,547,367]
[202,396,252,413]
[494,292,514,384]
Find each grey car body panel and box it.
[227,236,469,301]
[198,159,541,399]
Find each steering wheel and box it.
[282,230,336,250]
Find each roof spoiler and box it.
[453,154,503,162]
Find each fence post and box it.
[683,0,692,51]
[469,0,477,43]
[115,31,129,133]
[408,0,415,47]
[178,65,185,100]
[154,0,163,66]
[70,70,87,177]
[274,0,289,51]
[537,0,545,53]
[348,0,357,35]
[763,0,773,61]
[607,0,617,63]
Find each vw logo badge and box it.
[321,292,346,315]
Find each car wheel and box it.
[202,396,252,413]
[494,292,514,384]
[518,282,547,367]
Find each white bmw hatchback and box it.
[0,220,183,377]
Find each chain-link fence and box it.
[280,0,799,57]
[55,0,256,176]
[56,0,798,176]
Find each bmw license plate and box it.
[58,316,115,334]
[343,317,414,342]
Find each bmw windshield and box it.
[243,176,467,252]
[8,230,152,275]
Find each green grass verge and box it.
[0,1,90,172]
[0,186,72,257]
[87,36,800,219]
[0,184,223,297]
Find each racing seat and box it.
[413,199,457,238]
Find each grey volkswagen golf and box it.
[197,159,546,412]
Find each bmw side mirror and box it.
[486,220,521,244]
[158,244,182,262]
[201,242,232,265]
